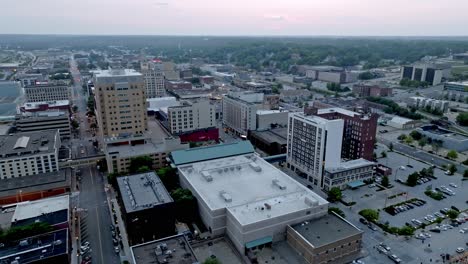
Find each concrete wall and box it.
[256,111,289,131]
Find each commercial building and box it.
[117,172,175,245]
[352,84,393,97]
[287,112,344,187]
[93,69,148,138]
[286,213,363,264]
[304,66,358,84]
[176,149,328,255]
[444,81,468,102]
[453,52,468,60]
[387,116,420,129]
[280,89,312,103]
[400,64,451,86]
[165,80,192,90]
[199,75,214,85]
[250,127,288,155]
[105,137,188,174]
[0,130,60,180]
[409,97,449,113]
[256,110,289,131]
[16,73,46,87]
[167,99,216,135]
[323,159,375,191]
[20,100,70,113]
[142,66,165,98]
[23,82,70,103]
[130,234,198,264]
[417,125,468,152]
[309,107,378,161]
[15,111,71,139]
[222,91,264,136]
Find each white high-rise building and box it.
[167,99,215,134]
[142,67,165,98]
[222,91,264,136]
[286,112,343,187]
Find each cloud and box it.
[264,15,285,21]
[153,2,169,7]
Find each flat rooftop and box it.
[0,228,68,263]
[171,141,254,166]
[250,128,287,145]
[292,213,362,248]
[131,234,198,264]
[0,130,59,158]
[117,172,173,213]
[326,158,375,173]
[178,154,328,225]
[317,107,360,118]
[12,195,69,222]
[17,111,68,122]
[94,69,143,84]
[22,100,70,110]
[256,110,287,115]
[94,68,142,78]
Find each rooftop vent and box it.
[219,191,232,203]
[272,179,286,190]
[249,162,262,172]
[264,203,271,210]
[304,197,319,207]
[201,171,213,182]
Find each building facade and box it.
[23,83,70,102]
[0,130,60,180]
[352,84,393,97]
[444,81,468,102]
[400,64,450,86]
[409,97,449,113]
[15,111,71,139]
[323,159,375,191]
[287,113,343,187]
[93,69,148,138]
[167,99,216,135]
[142,68,165,99]
[222,92,263,136]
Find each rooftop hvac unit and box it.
[230,166,235,171]
[201,171,213,182]
[249,162,262,172]
[264,203,272,210]
[219,191,232,203]
[272,179,286,190]
[224,167,229,172]
[236,166,241,170]
[304,197,319,207]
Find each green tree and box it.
[456,112,468,126]
[136,166,151,173]
[203,258,222,264]
[72,105,78,112]
[410,130,422,140]
[359,209,379,222]
[463,169,468,178]
[128,156,153,173]
[418,138,427,149]
[404,136,414,145]
[447,150,458,160]
[327,187,342,202]
[71,120,79,129]
[171,188,198,223]
[381,175,390,187]
[157,167,179,191]
[328,207,346,218]
[448,164,457,175]
[406,172,419,187]
[381,151,387,158]
[397,134,407,141]
[447,209,459,219]
[398,226,415,236]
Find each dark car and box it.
[451,206,460,212]
[359,218,369,225]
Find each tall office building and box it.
[222,91,264,136]
[168,99,215,134]
[287,112,343,187]
[93,69,148,138]
[141,63,166,98]
[401,64,451,86]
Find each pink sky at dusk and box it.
[2,0,468,35]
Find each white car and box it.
[460,229,466,234]
[400,166,406,170]
[449,183,458,188]
[456,248,465,253]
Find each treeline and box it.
[366,97,423,120]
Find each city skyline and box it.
[2,0,468,36]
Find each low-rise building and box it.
[0,130,60,180]
[417,125,468,152]
[176,146,328,255]
[15,111,71,139]
[16,73,46,87]
[20,100,70,113]
[286,213,363,264]
[117,172,175,245]
[323,159,375,191]
[444,81,468,102]
[167,99,216,135]
[256,110,289,131]
[409,97,449,113]
[352,84,393,97]
[387,116,420,129]
[165,80,192,90]
[249,127,287,155]
[23,82,70,103]
[130,234,198,264]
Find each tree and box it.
[404,136,414,145]
[327,187,342,202]
[397,134,407,141]
[328,207,346,218]
[72,105,78,112]
[448,164,457,175]
[136,166,151,173]
[128,156,153,173]
[71,120,79,129]
[358,71,375,80]
[203,258,222,264]
[418,138,427,149]
[456,112,468,126]
[359,209,379,222]
[447,150,458,160]
[410,130,422,141]
[157,167,179,191]
[398,225,415,236]
[381,151,387,158]
[464,169,468,178]
[171,188,198,223]
[447,209,459,220]
[406,172,419,187]
[389,143,394,152]
[381,175,390,187]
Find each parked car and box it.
[449,183,458,188]
[377,246,388,254]
[456,248,465,253]
[380,243,391,251]
[359,218,369,225]
[388,254,402,263]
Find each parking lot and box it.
[334,144,468,263]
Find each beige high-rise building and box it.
[93,69,148,138]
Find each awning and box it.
[245,236,273,249]
[347,180,365,188]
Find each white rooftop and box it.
[147,97,179,112]
[12,195,69,221]
[178,154,328,225]
[94,69,142,78]
[22,100,70,110]
[317,107,360,117]
[326,158,375,173]
[256,110,288,115]
[390,116,414,124]
[290,112,335,125]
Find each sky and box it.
[2,0,468,36]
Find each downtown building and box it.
[222,91,264,136]
[141,61,166,98]
[400,64,451,86]
[15,111,71,139]
[23,82,70,103]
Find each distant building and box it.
[0,130,60,180]
[130,234,198,264]
[400,64,451,86]
[93,69,148,138]
[199,75,214,85]
[453,52,468,60]
[15,111,71,139]
[323,159,375,191]
[303,66,357,84]
[256,110,289,131]
[309,107,378,161]
[16,73,46,87]
[175,147,328,255]
[280,89,312,103]
[179,69,193,80]
[250,127,287,155]
[142,65,165,98]
[222,91,264,136]
[444,81,468,102]
[20,100,70,113]
[24,83,70,103]
[387,116,420,129]
[353,84,393,97]
[286,213,363,264]
[165,80,192,90]
[287,113,343,187]
[417,125,468,152]
[409,97,449,113]
[117,172,175,245]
